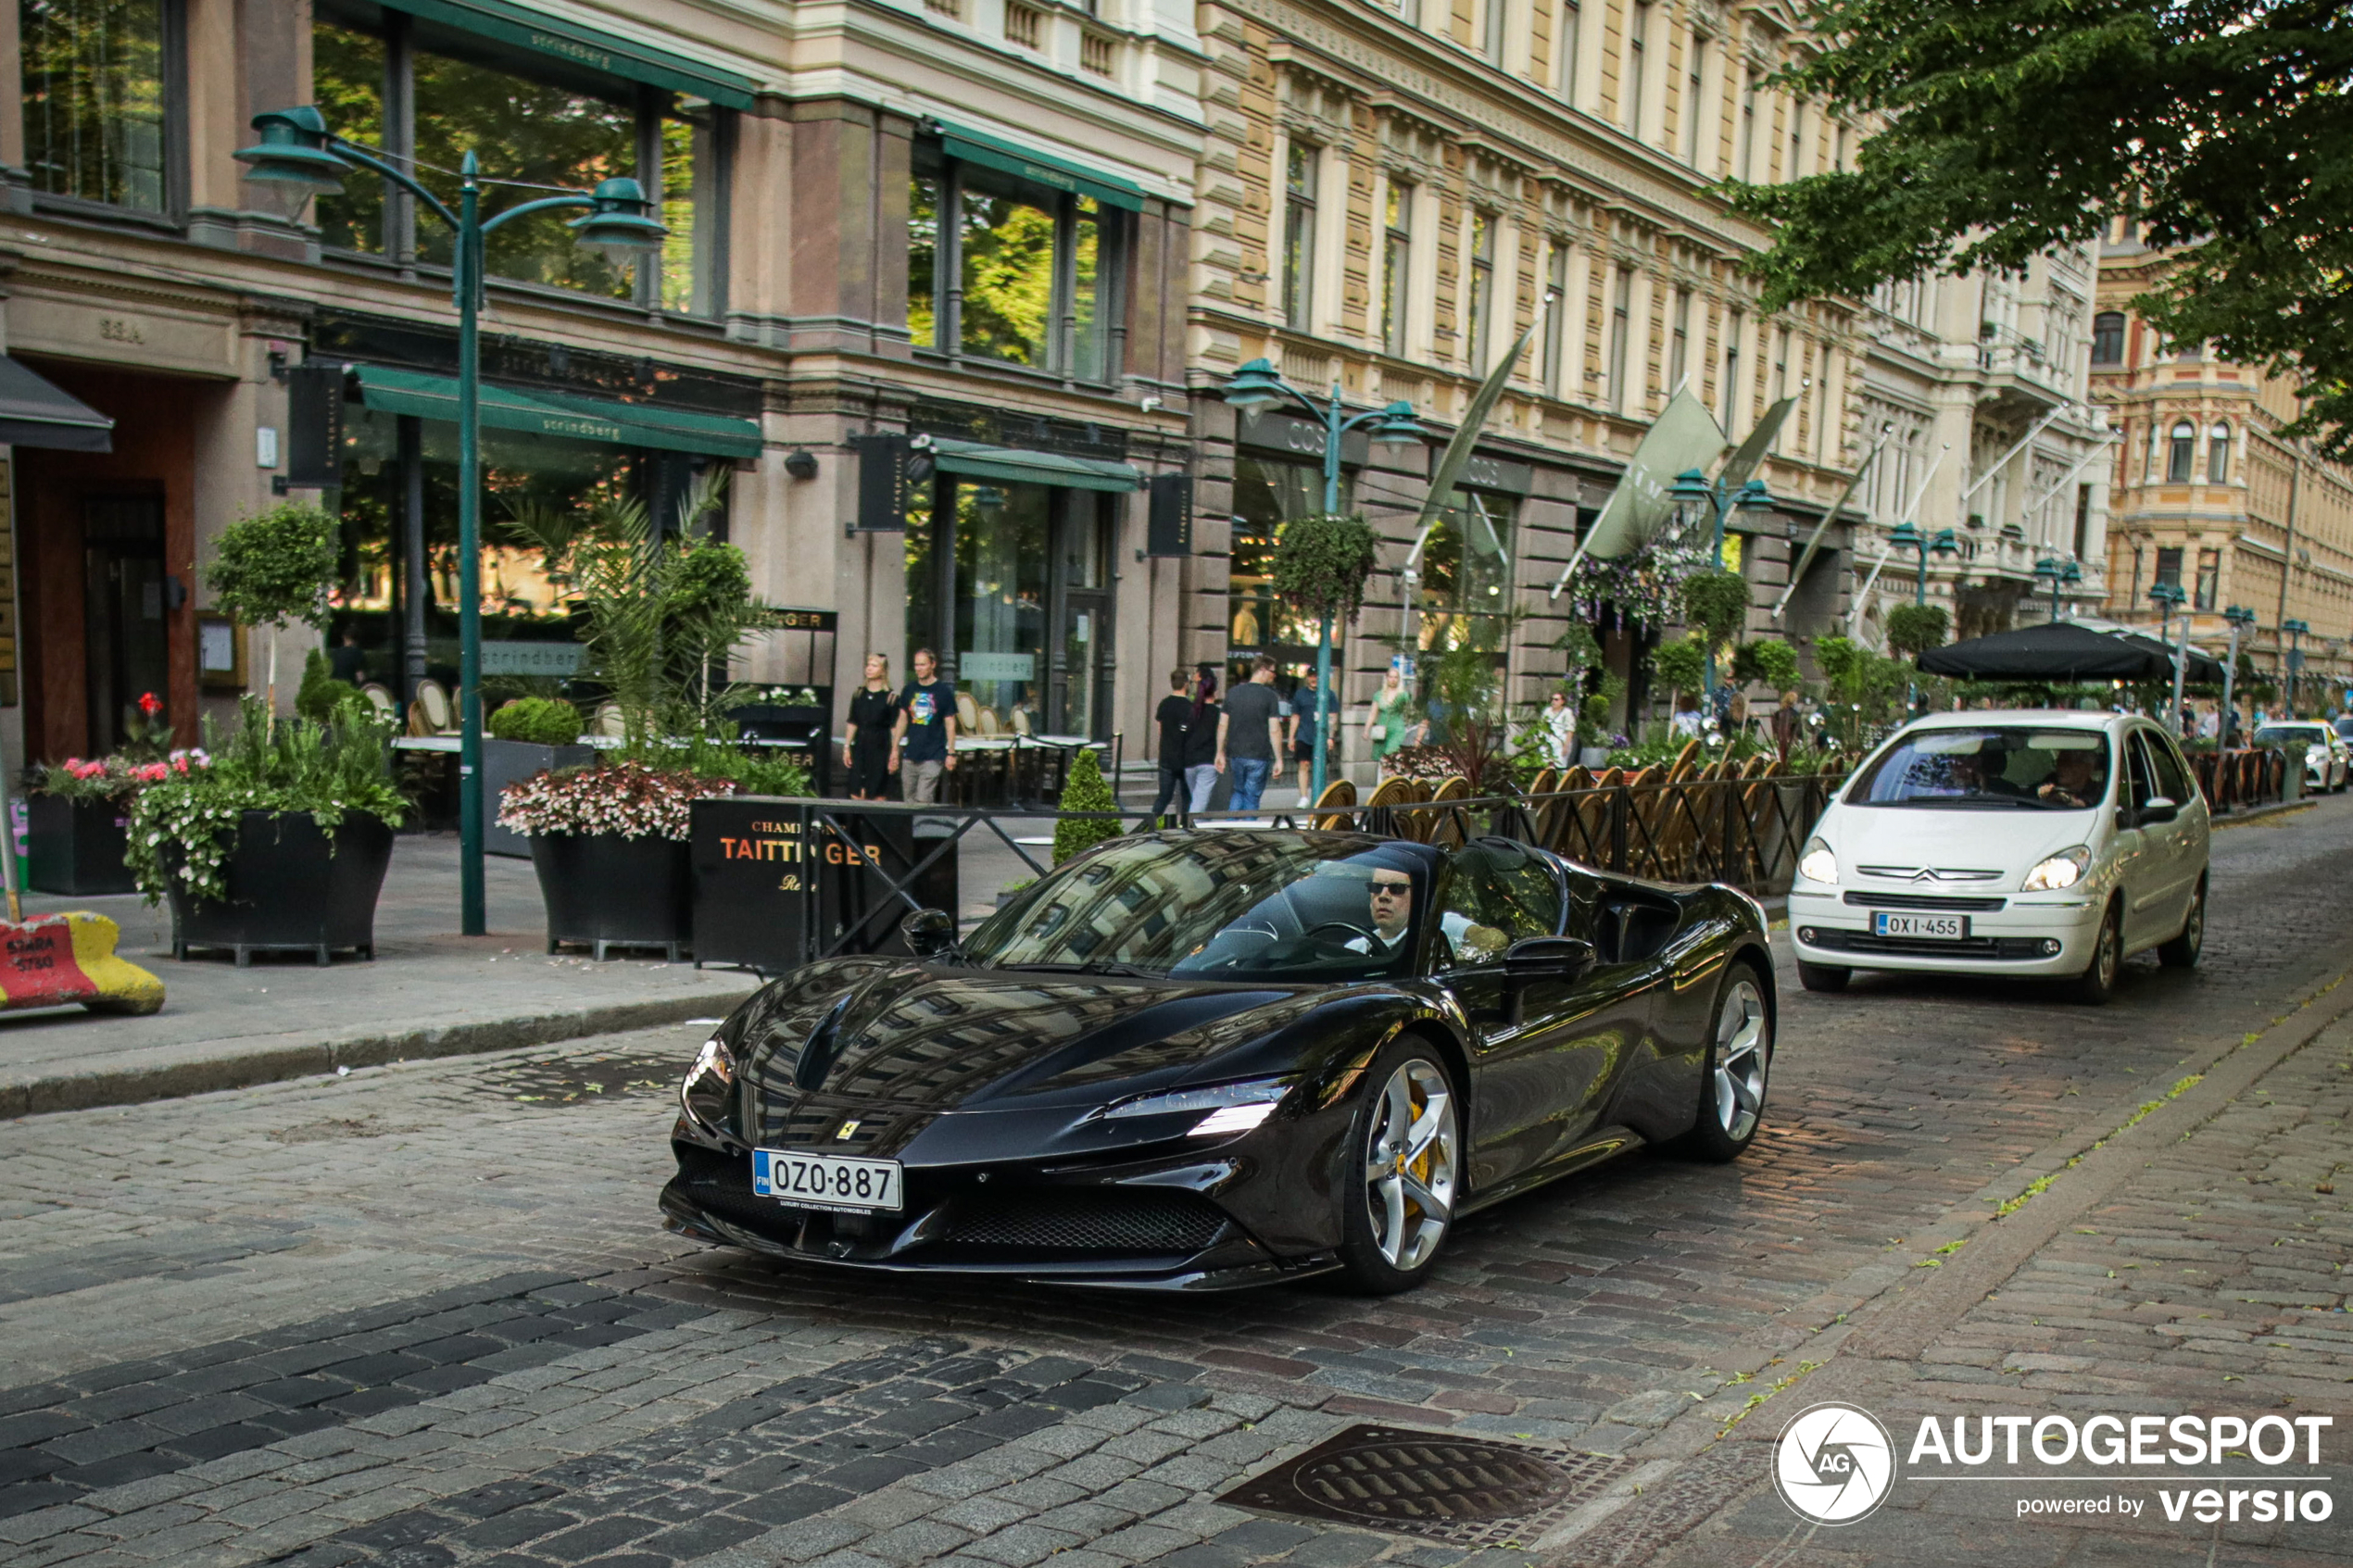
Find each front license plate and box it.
[1873,911,1968,940]
[752,1149,904,1212]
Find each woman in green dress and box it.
[1366,667,1415,772]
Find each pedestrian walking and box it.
[1367,667,1413,774]
[1184,670,1221,810]
[1541,691,1576,770]
[1146,668,1197,825]
[843,652,900,800]
[1290,669,1328,806]
[1770,689,1802,758]
[1217,656,1281,813]
[891,647,958,803]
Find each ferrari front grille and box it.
[942,1190,1229,1253]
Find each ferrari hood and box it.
[739,962,1319,1115]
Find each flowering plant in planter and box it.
[39,748,211,806]
[127,697,405,903]
[497,759,741,842]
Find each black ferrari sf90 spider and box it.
[662,829,1774,1293]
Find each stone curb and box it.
[2212,796,2317,829]
[0,991,753,1120]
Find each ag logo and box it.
[1772,1401,1895,1524]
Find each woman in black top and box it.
[844,653,900,799]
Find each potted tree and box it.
[498,474,804,958]
[483,697,591,858]
[204,500,339,726]
[127,697,405,964]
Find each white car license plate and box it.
[1874,911,1968,940]
[752,1149,903,1212]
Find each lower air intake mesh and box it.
[944,1190,1228,1253]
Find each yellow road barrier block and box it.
[0,912,165,1015]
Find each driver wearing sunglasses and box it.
[1349,871,1416,956]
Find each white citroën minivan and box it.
[1789,710,2209,1004]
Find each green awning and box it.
[930,122,1145,213]
[380,0,757,109]
[352,365,763,459]
[932,437,1140,493]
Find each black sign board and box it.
[1147,472,1193,557]
[690,800,962,974]
[852,434,915,531]
[286,364,346,489]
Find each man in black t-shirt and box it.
[1217,656,1282,813]
[1144,668,1196,826]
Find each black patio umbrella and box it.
[1914,621,2227,684]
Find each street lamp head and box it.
[1732,477,1775,512]
[1887,521,1923,551]
[2224,604,2258,627]
[1929,527,1960,557]
[233,105,349,194]
[2034,555,2063,580]
[569,178,667,262]
[2283,617,2310,635]
[1667,468,1714,506]
[2148,582,2186,608]
[2062,561,2083,585]
[1370,400,1427,448]
[1221,358,1289,413]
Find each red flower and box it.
[138,691,163,718]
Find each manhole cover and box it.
[479,1049,686,1106]
[1221,1424,1639,1547]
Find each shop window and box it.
[20,0,172,215]
[2091,311,2124,365]
[2195,547,2219,611]
[2208,420,2232,483]
[2167,420,2195,482]
[1419,489,1516,659]
[906,145,1116,381]
[310,3,727,318]
[1227,456,1344,688]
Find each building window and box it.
[310,4,725,317]
[1738,71,1758,180]
[21,0,173,215]
[1721,307,1743,427]
[2176,338,2202,361]
[1682,33,1705,163]
[1483,0,1507,63]
[2155,545,2183,590]
[1541,240,1568,396]
[2091,311,2125,364]
[1466,211,1496,374]
[1787,100,1805,179]
[2208,420,2232,483]
[1382,182,1412,358]
[1607,267,1632,410]
[2167,420,2195,483]
[907,144,1114,379]
[1626,1,1650,135]
[1557,0,1579,100]
[1283,143,1318,332]
[2195,547,2219,611]
[2074,482,2092,558]
[1668,286,1690,393]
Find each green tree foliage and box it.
[1732,639,1803,694]
[1052,748,1124,866]
[1425,616,1518,785]
[1884,603,1951,659]
[295,649,359,725]
[487,696,585,746]
[207,501,341,722]
[1814,634,1911,752]
[1271,513,1383,629]
[505,470,774,742]
[1723,0,2353,457]
[1652,637,1707,707]
[1679,570,1752,648]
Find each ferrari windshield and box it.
[960,834,1425,981]
[1848,726,2113,809]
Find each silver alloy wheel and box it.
[2093,911,2120,988]
[1363,1060,1458,1272]
[1712,978,1769,1141]
[2183,885,2205,955]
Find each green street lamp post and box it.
[2282,617,2311,719]
[235,107,665,936]
[1886,521,1959,609]
[2032,555,2082,621]
[2220,605,2257,746]
[1665,467,1776,701]
[1220,358,1427,802]
[2148,581,2186,646]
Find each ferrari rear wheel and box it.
[1336,1042,1460,1294]
[1680,963,1771,1163]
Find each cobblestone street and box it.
[3,797,2350,1568]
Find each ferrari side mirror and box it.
[1504,935,1596,980]
[901,908,957,957]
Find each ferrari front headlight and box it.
[1798,837,1838,885]
[2022,847,2090,892]
[1101,1076,1290,1136]
[679,1036,736,1136]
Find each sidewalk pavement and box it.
[0,835,761,1119]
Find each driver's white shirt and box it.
[1343,910,1472,956]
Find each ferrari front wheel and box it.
[1680,962,1771,1163]
[1336,1042,1460,1294]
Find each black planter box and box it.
[482,738,595,858]
[530,832,692,960]
[27,795,137,896]
[169,811,396,965]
